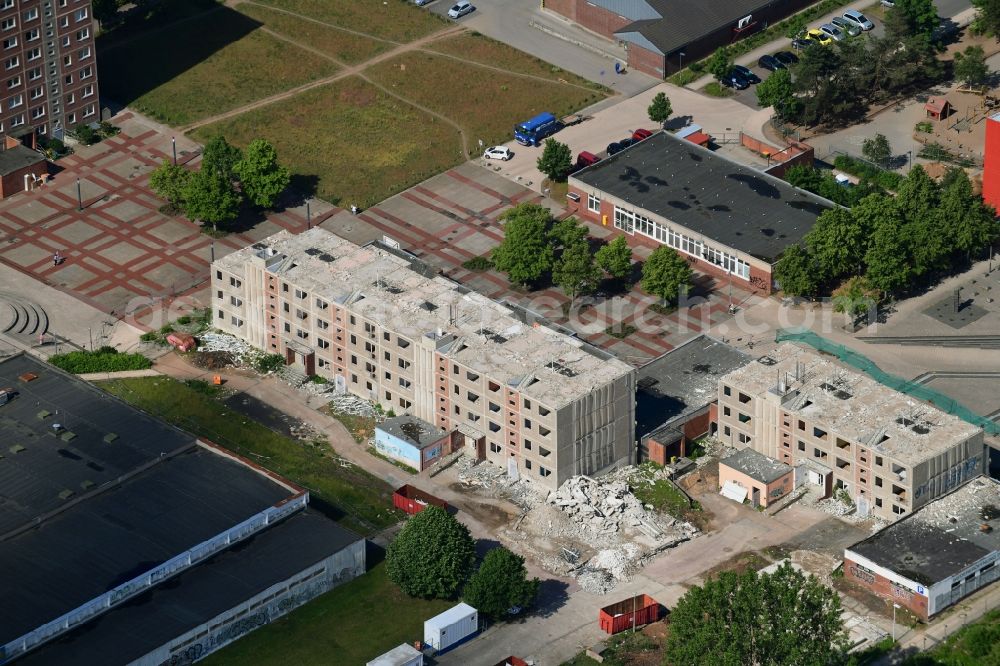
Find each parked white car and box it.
[483,146,512,161]
[447,0,474,18]
[819,23,846,41]
[842,9,875,31]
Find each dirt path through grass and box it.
[178,23,465,133]
[255,25,471,157]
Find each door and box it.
[751,487,760,507]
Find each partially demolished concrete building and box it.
[214,228,636,490]
[715,343,985,521]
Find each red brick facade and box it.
[627,44,666,79]
[543,0,630,39]
[843,554,930,620]
[567,184,774,294]
[983,115,1000,215]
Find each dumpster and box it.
[599,594,660,634]
[393,484,448,515]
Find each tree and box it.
[553,240,601,306]
[386,506,476,599]
[755,68,795,118]
[707,46,733,82]
[953,45,990,87]
[463,547,540,621]
[864,217,912,296]
[595,236,633,280]
[93,0,119,26]
[183,168,242,230]
[148,161,191,208]
[833,276,879,323]
[201,136,243,181]
[938,168,999,258]
[647,92,672,124]
[235,139,290,209]
[805,208,867,283]
[973,0,1000,36]
[886,0,940,39]
[773,245,819,297]
[548,217,588,250]
[491,203,555,286]
[640,246,692,305]
[536,138,573,182]
[665,563,848,666]
[862,133,892,169]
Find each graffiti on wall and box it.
[914,457,980,500]
[849,565,876,585]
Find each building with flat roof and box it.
[635,334,751,464]
[844,477,1000,620]
[718,448,793,508]
[715,344,986,521]
[213,228,636,490]
[544,0,819,78]
[375,414,455,472]
[568,131,833,294]
[0,354,364,663]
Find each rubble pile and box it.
[546,475,681,538]
[577,567,616,595]
[325,393,378,419]
[457,457,540,510]
[196,333,257,364]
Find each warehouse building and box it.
[844,477,1000,620]
[715,344,986,521]
[213,228,636,490]
[568,131,833,294]
[543,0,818,77]
[0,354,364,664]
[635,334,750,464]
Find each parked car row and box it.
[791,9,875,50]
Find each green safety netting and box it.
[775,329,1000,435]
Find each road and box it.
[422,0,659,97]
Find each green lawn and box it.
[201,563,452,666]
[190,77,464,207]
[253,0,446,42]
[97,376,400,535]
[905,609,1000,665]
[98,7,338,125]
[365,51,607,149]
[236,3,390,64]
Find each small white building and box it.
[367,643,423,666]
[423,603,478,653]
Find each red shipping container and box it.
[599,594,660,635]
[393,484,448,515]
[492,658,528,666]
[166,333,197,352]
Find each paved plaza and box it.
[0,111,333,323]
[323,161,755,365]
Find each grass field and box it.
[906,609,1000,665]
[200,563,452,666]
[236,3,390,64]
[191,77,464,206]
[97,376,400,535]
[98,7,337,125]
[428,32,608,86]
[366,52,606,149]
[254,0,445,42]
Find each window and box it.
[78,46,90,59]
[74,7,88,21]
[294,288,307,299]
[76,27,90,40]
[24,28,37,41]
[318,339,330,349]
[217,309,224,319]
[349,334,356,344]
[797,419,805,431]
[798,440,806,452]
[524,439,532,450]
[525,460,532,470]
[282,283,289,292]
[587,193,600,213]
[5,55,18,69]
[283,322,291,333]
[539,467,551,478]
[0,0,11,10]
[82,83,93,97]
[3,36,16,49]
[282,302,290,313]
[397,337,410,349]
[1,18,15,30]
[229,277,241,287]
[398,358,410,370]
[723,406,731,417]
[723,385,731,396]
[30,86,41,99]
[490,442,502,453]
[738,392,751,404]
[489,421,500,433]
[8,93,22,108]
[25,47,37,60]
[738,412,750,423]
[738,433,750,444]
[5,75,17,88]
[813,427,827,440]
[523,418,532,429]
[466,370,479,382]
[317,319,329,330]
[27,67,40,80]
[875,456,883,466]
[23,7,38,20]
[229,296,242,306]
[875,476,883,488]
[230,316,244,327]
[9,113,23,127]
[875,498,882,508]
[539,446,551,457]
[29,105,43,120]
[62,54,71,66]
[216,290,223,299]
[350,355,357,365]
[724,426,731,436]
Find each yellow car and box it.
[806,28,833,45]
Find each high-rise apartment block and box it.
[213,228,636,490]
[0,0,98,139]
[715,344,985,521]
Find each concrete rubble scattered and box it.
[325,393,379,420]
[195,332,258,364]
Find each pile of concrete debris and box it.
[196,332,259,365]
[546,474,684,539]
[456,457,539,511]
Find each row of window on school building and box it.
[587,194,753,281]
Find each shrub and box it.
[139,331,159,343]
[176,315,192,325]
[703,82,732,97]
[73,124,98,145]
[49,350,152,373]
[462,255,492,271]
[914,121,933,133]
[254,353,285,374]
[832,155,902,190]
[159,324,174,334]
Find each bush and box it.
[139,331,159,343]
[914,121,933,133]
[73,124,98,146]
[98,121,120,138]
[159,324,174,334]
[703,82,732,97]
[254,353,285,374]
[832,155,903,190]
[462,255,492,271]
[49,350,152,373]
[176,315,192,325]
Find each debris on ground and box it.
[189,350,235,370]
[195,333,258,364]
[451,458,699,595]
[325,393,379,420]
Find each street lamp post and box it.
[76,178,82,211]
[306,199,312,229]
[892,603,900,641]
[172,137,177,166]
[678,51,686,71]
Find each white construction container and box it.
[423,603,478,652]
[367,643,423,666]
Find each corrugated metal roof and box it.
[588,0,661,20]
